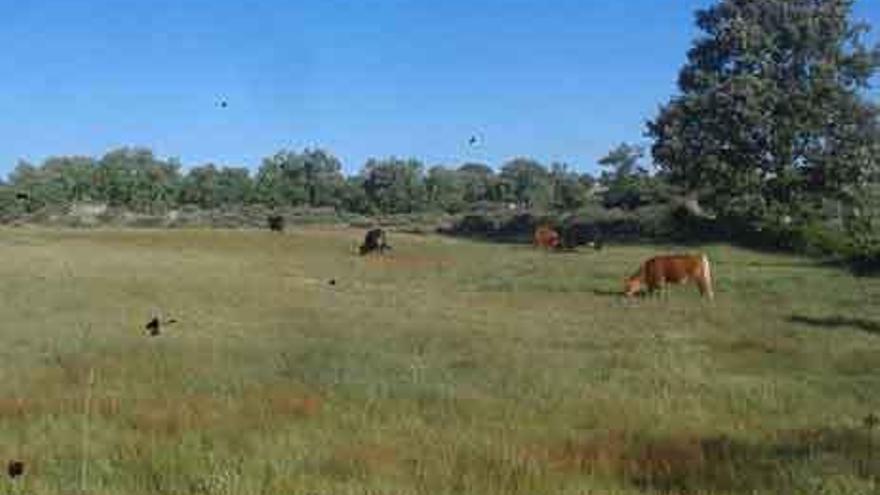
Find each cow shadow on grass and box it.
[592,289,622,298]
[788,315,880,336]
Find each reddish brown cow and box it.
[624,253,714,299]
[533,225,561,250]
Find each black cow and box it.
[7,460,24,479]
[267,215,285,232]
[359,228,391,255]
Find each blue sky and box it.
[2,0,878,177]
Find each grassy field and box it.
[0,227,878,495]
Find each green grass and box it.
[0,226,878,494]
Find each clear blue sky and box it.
[2,0,878,177]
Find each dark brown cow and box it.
[624,253,714,299]
[267,215,285,232]
[533,225,561,250]
[359,228,391,255]
[7,460,24,479]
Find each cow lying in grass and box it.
[536,225,603,252]
[624,253,714,299]
[533,225,561,250]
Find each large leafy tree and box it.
[648,0,880,223]
[42,156,98,203]
[255,149,345,208]
[181,165,254,208]
[598,144,657,210]
[499,158,551,209]
[457,163,496,204]
[8,160,58,211]
[361,158,427,214]
[215,167,255,205]
[425,166,466,213]
[549,162,591,210]
[90,148,180,212]
[340,176,371,213]
[299,149,345,207]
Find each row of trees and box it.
[1,0,877,261]
[0,146,657,215]
[648,0,880,246]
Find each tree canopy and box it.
[648,0,880,225]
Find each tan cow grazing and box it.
[534,225,561,250]
[624,253,714,299]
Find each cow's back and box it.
[643,254,705,287]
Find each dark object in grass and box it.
[7,460,24,479]
[15,192,28,200]
[145,316,177,337]
[359,228,391,255]
[329,279,336,286]
[267,215,285,232]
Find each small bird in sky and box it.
[218,100,228,108]
[468,135,478,146]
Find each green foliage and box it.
[648,0,880,222]
[337,176,370,214]
[180,165,255,208]
[425,166,466,213]
[0,186,26,221]
[94,148,182,213]
[499,158,551,209]
[361,157,427,214]
[842,183,880,273]
[255,149,344,208]
[598,143,660,210]
[0,145,603,226]
[549,162,592,211]
[458,162,497,204]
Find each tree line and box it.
[1,0,878,264]
[0,147,650,215]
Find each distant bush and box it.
[848,247,880,275]
[440,205,678,245]
[447,214,498,236]
[844,232,880,275]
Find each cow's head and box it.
[623,276,643,297]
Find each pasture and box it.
[0,227,878,494]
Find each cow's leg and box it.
[657,279,674,300]
[696,278,714,300]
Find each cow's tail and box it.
[701,253,714,300]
